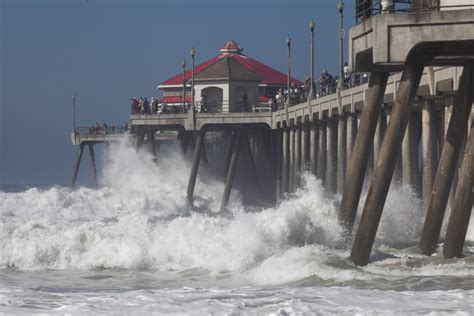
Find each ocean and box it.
[0,138,473,315]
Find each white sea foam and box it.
[0,136,473,291]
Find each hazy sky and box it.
[0,0,356,186]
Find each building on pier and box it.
[157,40,302,112]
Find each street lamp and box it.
[182,58,186,112]
[337,1,345,90]
[190,47,196,130]
[286,35,292,108]
[309,19,315,100]
[72,94,76,133]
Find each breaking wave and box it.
[0,136,472,289]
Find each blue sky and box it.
[0,0,356,186]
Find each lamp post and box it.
[182,58,186,112]
[309,19,315,100]
[190,47,196,130]
[286,35,292,108]
[72,94,76,133]
[337,1,345,90]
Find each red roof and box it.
[158,96,191,103]
[158,41,301,88]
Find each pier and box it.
[71,1,474,266]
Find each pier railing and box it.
[356,0,474,24]
[75,126,128,135]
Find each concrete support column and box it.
[282,129,290,194]
[224,131,238,181]
[337,115,347,194]
[295,126,302,189]
[147,132,157,164]
[187,129,206,204]
[242,130,262,196]
[310,124,318,176]
[302,125,309,174]
[317,121,327,184]
[346,113,358,178]
[71,143,85,188]
[350,59,424,266]
[289,127,295,193]
[338,72,389,228]
[373,110,387,167]
[422,100,438,212]
[276,129,283,202]
[88,144,98,188]
[221,129,242,211]
[135,132,145,152]
[419,66,474,256]
[402,113,417,188]
[443,123,474,258]
[326,118,337,194]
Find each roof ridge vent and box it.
[220,40,243,54]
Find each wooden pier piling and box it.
[71,143,85,188]
[221,129,242,211]
[443,120,474,258]
[338,71,389,228]
[88,144,98,188]
[350,58,424,266]
[187,129,206,204]
[419,66,474,256]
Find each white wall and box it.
[440,0,474,10]
[194,82,230,112]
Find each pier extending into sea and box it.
[71,3,474,266]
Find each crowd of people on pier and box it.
[87,122,128,134]
[129,66,369,115]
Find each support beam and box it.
[178,130,189,154]
[337,115,347,194]
[276,129,283,202]
[282,129,290,194]
[422,100,438,212]
[317,120,327,183]
[402,114,415,187]
[71,143,85,188]
[224,131,238,181]
[220,129,242,211]
[88,144,98,188]
[350,59,424,266]
[147,132,157,164]
[443,123,474,258]
[295,126,302,189]
[419,66,474,256]
[187,129,206,204]
[242,130,263,196]
[289,127,295,193]
[310,124,318,176]
[302,125,309,174]
[346,113,357,178]
[338,72,389,228]
[373,110,387,169]
[135,132,145,151]
[326,118,337,194]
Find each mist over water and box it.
[1,136,473,314]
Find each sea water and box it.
[0,137,473,315]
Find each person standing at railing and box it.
[240,91,248,112]
[143,97,150,114]
[380,0,394,13]
[199,94,207,113]
[151,98,158,114]
[268,97,275,112]
[131,97,139,114]
[343,62,350,88]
